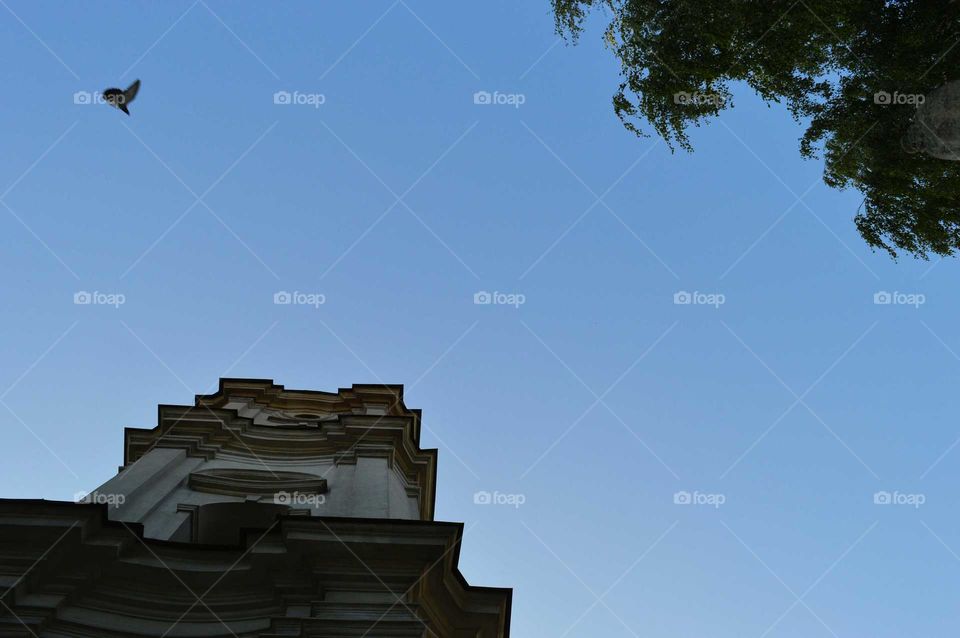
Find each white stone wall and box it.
[94,446,420,541]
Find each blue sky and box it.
[2,2,959,636]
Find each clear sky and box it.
[1,2,959,636]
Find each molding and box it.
[0,501,511,638]
[189,468,327,497]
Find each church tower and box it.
[0,378,512,637]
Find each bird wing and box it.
[124,79,140,104]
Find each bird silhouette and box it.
[103,79,140,115]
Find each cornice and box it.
[195,378,421,443]
[0,500,511,638]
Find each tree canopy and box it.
[553,0,960,258]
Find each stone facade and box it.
[0,378,511,637]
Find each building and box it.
[0,378,512,637]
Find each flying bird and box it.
[103,79,140,115]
